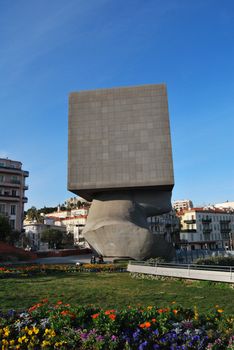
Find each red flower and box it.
[139,321,151,328]
[109,314,116,320]
[41,298,49,303]
[91,313,100,319]
[144,322,151,328]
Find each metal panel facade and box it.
[68,84,174,199]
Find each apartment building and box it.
[173,199,193,211]
[0,158,28,232]
[45,208,89,247]
[24,222,66,250]
[178,207,234,250]
[147,210,181,247]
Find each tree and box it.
[0,215,12,242]
[6,230,21,246]
[26,206,43,223]
[41,229,64,249]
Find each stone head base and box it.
[83,190,175,261]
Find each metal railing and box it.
[129,260,233,273]
[128,261,233,282]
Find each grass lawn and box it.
[1,272,234,313]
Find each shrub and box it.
[195,256,234,266]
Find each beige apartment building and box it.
[0,158,29,232]
[178,207,234,250]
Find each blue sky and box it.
[0,0,233,209]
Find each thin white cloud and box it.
[0,151,9,158]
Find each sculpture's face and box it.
[133,189,172,217]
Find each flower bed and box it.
[0,263,126,278]
[0,301,233,349]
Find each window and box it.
[11,175,19,184]
[0,203,5,214]
[10,205,16,215]
[0,175,4,182]
[12,190,17,197]
[10,220,15,229]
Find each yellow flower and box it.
[55,341,67,347]
[3,327,10,337]
[217,309,224,313]
[10,340,15,345]
[147,306,153,310]
[194,306,199,320]
[50,330,56,338]
[28,329,33,335]
[42,340,51,347]
[33,326,39,334]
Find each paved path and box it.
[33,255,93,264]
[33,255,113,265]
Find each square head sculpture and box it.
[68,84,174,200]
[68,84,174,260]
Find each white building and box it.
[23,222,66,250]
[147,210,180,247]
[173,199,193,212]
[178,207,234,250]
[46,208,89,248]
[214,201,234,210]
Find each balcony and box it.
[11,179,21,184]
[23,197,28,203]
[23,170,29,177]
[220,220,231,224]
[220,227,231,233]
[181,229,197,233]
[202,218,212,223]
[0,193,20,201]
[0,180,21,188]
[203,228,212,233]
[0,165,22,175]
[24,185,29,190]
[184,219,196,224]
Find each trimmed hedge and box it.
[195,256,234,266]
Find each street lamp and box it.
[229,232,233,251]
